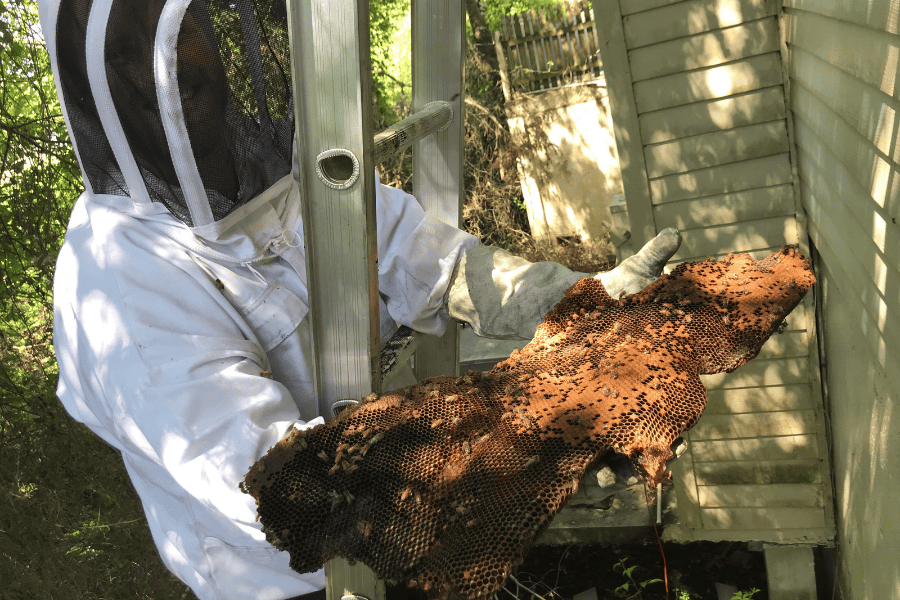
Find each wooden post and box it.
[764,545,818,600]
[590,0,658,253]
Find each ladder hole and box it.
[316,149,360,189]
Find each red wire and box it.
[652,517,669,597]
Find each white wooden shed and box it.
[588,0,900,597]
[594,0,835,546]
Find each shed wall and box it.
[506,80,624,242]
[595,0,833,544]
[783,1,900,597]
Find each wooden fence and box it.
[499,1,603,93]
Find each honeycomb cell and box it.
[240,246,815,600]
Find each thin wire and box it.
[508,574,551,600]
[552,545,573,590]
[652,515,669,598]
[645,481,669,598]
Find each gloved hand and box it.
[448,228,682,340]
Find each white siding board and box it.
[670,246,792,265]
[699,483,824,508]
[798,170,900,349]
[623,0,777,48]
[756,329,809,359]
[701,507,826,530]
[795,174,900,382]
[668,215,799,262]
[653,185,795,229]
[644,120,789,178]
[639,86,786,144]
[634,52,784,113]
[701,356,810,389]
[789,47,900,161]
[690,409,818,440]
[811,241,900,426]
[629,17,780,82]
[784,8,900,104]
[649,153,792,203]
[705,383,814,414]
[619,0,687,17]
[793,78,900,216]
[594,0,832,544]
[802,200,900,358]
[791,79,900,248]
[691,434,820,462]
[803,212,900,402]
[785,0,900,35]
[694,459,822,485]
[794,119,900,336]
[671,432,704,528]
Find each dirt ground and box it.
[388,540,770,600]
[508,541,769,599]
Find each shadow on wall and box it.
[505,79,623,244]
[778,0,900,597]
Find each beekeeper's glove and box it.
[448,228,681,340]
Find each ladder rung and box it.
[373,101,453,165]
[379,325,426,389]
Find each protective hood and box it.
[41,0,293,228]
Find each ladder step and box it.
[379,325,425,388]
[373,101,453,165]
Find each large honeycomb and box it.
[241,247,815,599]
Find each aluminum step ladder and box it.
[284,1,465,598]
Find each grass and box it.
[3,399,770,600]
[0,398,193,599]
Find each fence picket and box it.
[498,1,604,92]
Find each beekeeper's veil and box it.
[41,0,293,227]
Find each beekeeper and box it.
[41,0,680,598]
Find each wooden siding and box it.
[649,153,793,207]
[644,120,789,178]
[783,2,900,596]
[653,184,795,229]
[629,18,781,82]
[633,53,785,113]
[622,0,777,49]
[595,0,833,543]
[639,86,787,144]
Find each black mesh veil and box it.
[54,0,293,226]
[56,0,130,197]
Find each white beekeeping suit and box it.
[40,0,680,597]
[43,0,477,597]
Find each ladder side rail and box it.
[287,0,379,416]
[411,0,466,380]
[285,0,383,598]
[374,99,453,388]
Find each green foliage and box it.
[370,0,412,124]
[0,0,78,434]
[482,0,565,31]
[612,558,664,599]
[1,401,192,599]
[673,587,761,599]
[0,1,191,598]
